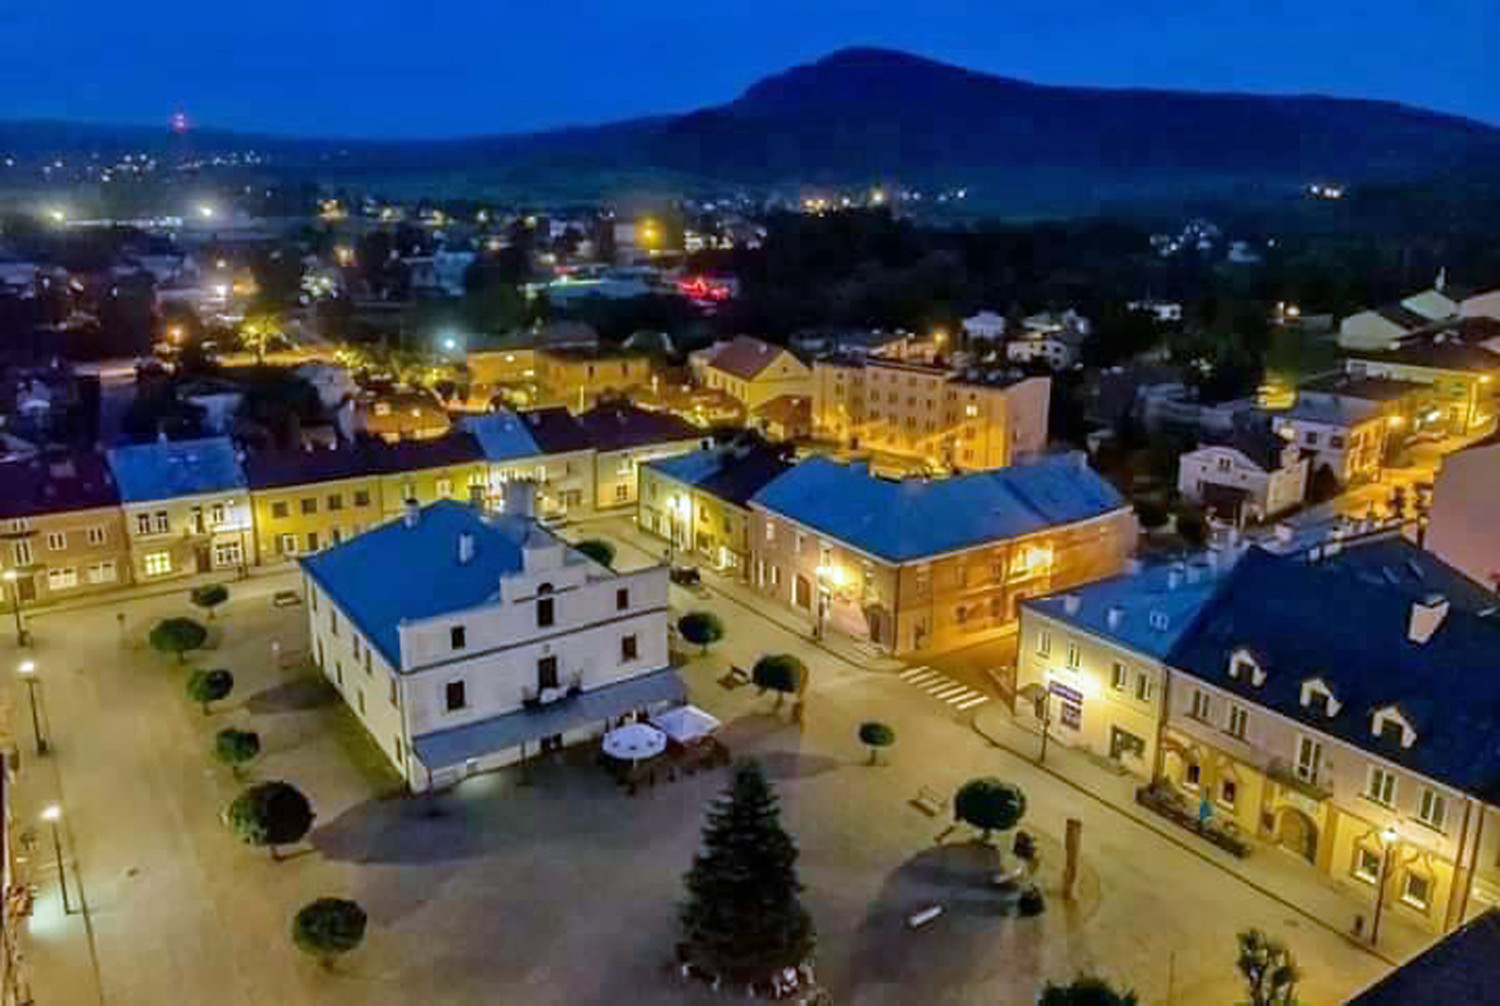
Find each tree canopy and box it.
[752,654,807,705]
[1039,975,1140,1006]
[227,781,315,859]
[292,898,367,968]
[190,584,230,619]
[953,777,1027,840]
[677,611,725,655]
[680,761,814,985]
[187,669,235,714]
[214,728,261,777]
[574,539,616,568]
[1237,929,1300,1006]
[857,722,896,764]
[149,617,208,663]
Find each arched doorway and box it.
[1276,808,1319,864]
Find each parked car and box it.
[271,589,302,608]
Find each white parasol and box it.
[602,722,667,762]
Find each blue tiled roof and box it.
[646,444,792,508]
[300,500,541,667]
[106,436,247,503]
[1167,546,1500,801]
[460,411,544,463]
[749,456,1129,563]
[1022,560,1220,659]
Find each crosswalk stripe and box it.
[954,695,992,710]
[899,664,995,711]
[899,666,935,681]
[930,683,970,699]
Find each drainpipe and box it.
[1449,797,1476,931]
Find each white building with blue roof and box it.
[106,435,253,581]
[1015,557,1222,778]
[461,409,595,521]
[299,491,678,792]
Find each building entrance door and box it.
[1276,808,1319,864]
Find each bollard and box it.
[1063,817,1082,901]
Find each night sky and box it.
[4,0,1495,137]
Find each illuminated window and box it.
[1419,789,1447,832]
[1402,873,1431,910]
[143,552,172,577]
[1353,847,1381,884]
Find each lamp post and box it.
[2,570,29,647]
[1037,688,1053,766]
[1370,825,1400,946]
[17,660,45,756]
[40,804,71,915]
[668,496,685,567]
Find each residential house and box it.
[1269,391,1390,487]
[961,311,1008,342]
[245,445,387,564]
[1426,433,1500,590]
[576,403,705,510]
[1177,417,1309,523]
[535,347,653,411]
[1344,324,1500,436]
[300,494,678,792]
[338,389,452,444]
[1339,276,1500,351]
[638,441,792,577]
[701,336,812,411]
[462,409,594,521]
[811,355,1050,471]
[0,450,132,603]
[108,436,252,581]
[1015,558,1222,777]
[747,455,1137,655]
[366,434,490,523]
[1006,310,1091,369]
[752,394,812,442]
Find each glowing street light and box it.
[17,660,45,755]
[1369,825,1400,945]
[197,203,216,219]
[41,804,71,915]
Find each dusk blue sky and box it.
[3,0,1495,137]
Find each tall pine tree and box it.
[680,760,815,985]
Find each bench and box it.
[910,785,946,817]
[906,905,943,929]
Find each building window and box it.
[365,649,372,675]
[135,512,154,536]
[1219,778,1237,809]
[1227,704,1249,740]
[46,531,66,551]
[279,534,298,556]
[12,540,33,566]
[614,482,630,503]
[1353,847,1381,884]
[1418,789,1448,833]
[394,737,403,763]
[1184,762,1201,789]
[153,510,169,534]
[1037,630,1051,657]
[1295,736,1322,783]
[447,625,467,651]
[144,551,172,577]
[444,680,466,711]
[271,501,289,519]
[616,588,629,611]
[436,478,453,498]
[1135,673,1154,703]
[356,689,365,715]
[214,541,242,568]
[1065,643,1080,669]
[306,531,320,552]
[770,566,781,587]
[1402,873,1432,910]
[354,489,371,507]
[46,567,77,590]
[1367,766,1398,807]
[301,497,317,515]
[537,655,559,689]
[210,502,227,526]
[1111,662,1128,691]
[86,525,106,546]
[86,560,116,584]
[621,634,638,662]
[537,597,555,628]
[1189,689,1212,722]
[389,677,398,707]
[328,494,343,511]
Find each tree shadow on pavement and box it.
[311,795,496,866]
[753,749,842,781]
[246,676,338,714]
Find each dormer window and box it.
[1371,705,1417,749]
[1300,678,1342,718]
[1228,648,1266,686]
[1148,610,1169,631]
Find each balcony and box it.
[1267,758,1332,802]
[521,675,584,712]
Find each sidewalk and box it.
[972,704,1434,967]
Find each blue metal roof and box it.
[412,667,684,770]
[1167,546,1500,801]
[106,436,247,503]
[646,444,792,508]
[300,500,538,667]
[749,456,1129,563]
[460,411,544,463]
[1022,560,1220,659]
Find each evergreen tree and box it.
[680,761,814,985]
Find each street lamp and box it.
[1037,688,1054,766]
[668,496,686,567]
[1370,825,1400,946]
[41,804,71,915]
[2,570,29,647]
[17,660,45,755]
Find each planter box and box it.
[1136,785,1252,858]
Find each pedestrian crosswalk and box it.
[897,666,992,711]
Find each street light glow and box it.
[41,804,60,822]
[18,660,34,675]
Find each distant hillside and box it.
[6,48,1500,212]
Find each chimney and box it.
[1167,564,1185,590]
[1106,605,1124,630]
[403,500,420,528]
[1062,594,1081,616]
[457,532,475,565]
[1408,593,1450,644]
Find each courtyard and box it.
[7,536,1395,1005]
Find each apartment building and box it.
[811,355,1049,471]
[747,455,1137,656]
[1177,417,1309,523]
[246,446,387,564]
[1344,323,1500,436]
[300,494,678,792]
[1427,433,1500,589]
[108,437,252,581]
[576,403,704,510]
[1270,386,1394,486]
[0,450,132,603]
[535,347,653,410]
[462,409,595,521]
[637,440,792,577]
[365,434,491,523]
